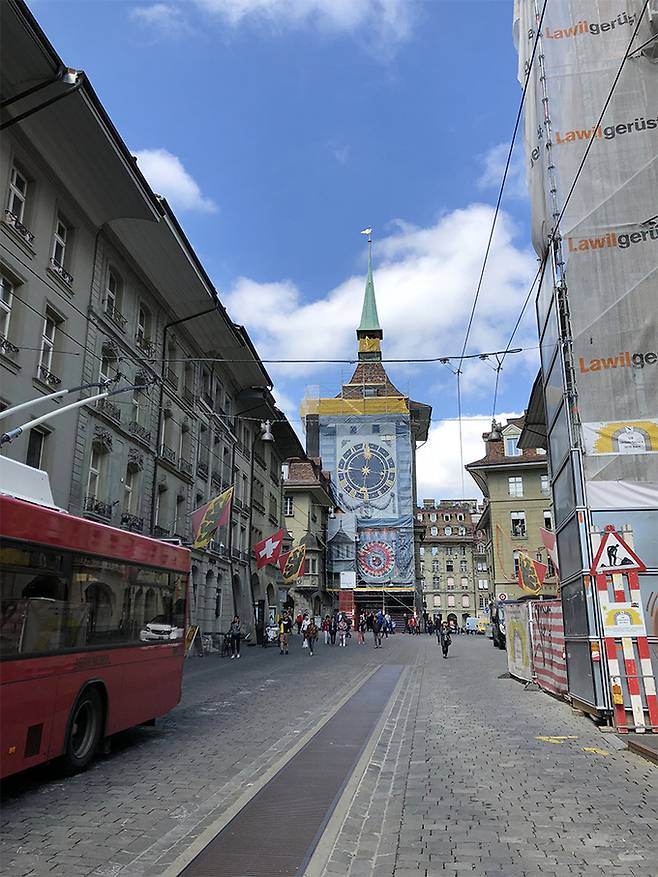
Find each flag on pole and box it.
[540,527,559,574]
[191,486,233,550]
[517,553,548,595]
[279,544,306,582]
[253,528,286,569]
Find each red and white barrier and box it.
[530,600,568,697]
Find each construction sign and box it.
[590,527,646,575]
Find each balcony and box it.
[153,525,171,538]
[48,258,74,287]
[211,470,222,489]
[235,440,251,460]
[135,335,156,357]
[128,420,151,444]
[197,461,209,480]
[97,397,121,424]
[252,498,265,515]
[165,367,178,391]
[253,451,266,470]
[183,386,196,407]
[3,209,34,245]
[0,334,19,357]
[121,512,144,532]
[84,495,113,520]
[160,444,177,466]
[233,496,243,510]
[179,457,193,477]
[104,301,127,331]
[38,365,61,386]
[201,391,213,409]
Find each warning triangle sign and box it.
[591,529,646,575]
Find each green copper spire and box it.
[357,233,383,340]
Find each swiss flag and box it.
[253,529,285,569]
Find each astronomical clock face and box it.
[358,541,395,578]
[337,441,396,502]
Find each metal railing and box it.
[97,397,121,423]
[48,258,74,286]
[84,495,113,520]
[129,420,151,444]
[0,334,19,356]
[38,364,61,386]
[3,209,34,244]
[160,444,177,465]
[197,461,209,479]
[121,512,144,532]
[153,525,171,538]
[164,367,178,390]
[183,386,196,407]
[179,457,193,476]
[135,335,156,357]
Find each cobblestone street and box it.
[1,635,656,877]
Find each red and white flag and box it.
[253,528,285,569]
[540,527,559,574]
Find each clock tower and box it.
[302,233,431,617]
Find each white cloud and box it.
[195,0,413,40]
[223,205,538,397]
[133,149,217,213]
[477,142,527,200]
[416,412,522,501]
[130,3,190,34]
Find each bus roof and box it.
[0,495,190,573]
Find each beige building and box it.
[417,499,489,626]
[282,457,336,619]
[466,417,556,604]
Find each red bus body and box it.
[0,495,190,779]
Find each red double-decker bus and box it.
[0,491,189,779]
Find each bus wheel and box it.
[63,687,103,774]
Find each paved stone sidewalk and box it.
[318,636,657,877]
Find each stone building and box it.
[302,237,430,618]
[0,0,299,638]
[465,416,557,602]
[282,457,337,619]
[417,499,488,627]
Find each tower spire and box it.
[357,229,383,361]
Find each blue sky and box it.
[32,0,539,498]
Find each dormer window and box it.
[505,436,522,457]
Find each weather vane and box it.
[360,227,373,244]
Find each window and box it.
[0,273,13,339]
[99,345,118,383]
[174,496,185,536]
[513,551,521,577]
[416,513,423,522]
[477,561,487,572]
[283,495,294,516]
[38,309,60,382]
[429,513,437,522]
[478,595,486,609]
[508,476,523,497]
[433,595,441,608]
[443,514,451,522]
[460,560,467,573]
[447,594,455,607]
[444,526,452,536]
[431,546,439,556]
[419,546,424,556]
[540,474,550,495]
[7,166,28,221]
[432,560,439,572]
[430,526,438,536]
[445,547,453,556]
[446,560,453,572]
[458,527,466,536]
[51,216,70,268]
[87,446,104,499]
[26,428,47,469]
[123,467,135,513]
[447,577,455,590]
[461,595,470,608]
[504,436,522,457]
[432,576,440,587]
[304,557,318,575]
[544,510,553,531]
[511,511,526,538]
[136,304,152,351]
[457,513,464,522]
[460,577,468,589]
[478,579,488,590]
[105,269,124,327]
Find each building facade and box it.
[282,457,336,619]
[0,0,299,639]
[417,499,488,626]
[466,417,557,602]
[302,239,430,617]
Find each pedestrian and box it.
[408,615,416,636]
[306,619,318,656]
[403,611,409,633]
[296,611,303,635]
[427,618,434,636]
[373,614,383,648]
[384,612,392,638]
[279,611,292,654]
[438,621,452,659]
[366,611,374,632]
[322,615,330,645]
[338,615,348,647]
[301,612,310,648]
[422,609,429,633]
[357,614,366,644]
[329,614,337,645]
[229,615,241,659]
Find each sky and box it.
[31,0,540,500]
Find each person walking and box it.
[384,612,392,638]
[357,614,366,644]
[306,618,318,656]
[301,612,310,648]
[279,611,292,655]
[229,615,241,659]
[373,613,383,648]
[329,614,338,645]
[322,615,330,645]
[338,615,348,647]
[438,621,452,659]
[296,611,303,635]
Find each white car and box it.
[140,617,183,642]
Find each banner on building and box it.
[505,601,533,682]
[279,544,306,582]
[191,486,233,550]
[517,553,548,595]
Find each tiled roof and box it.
[339,361,404,399]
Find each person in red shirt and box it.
[296,612,303,634]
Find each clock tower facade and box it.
[303,239,431,615]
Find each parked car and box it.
[140,616,184,642]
